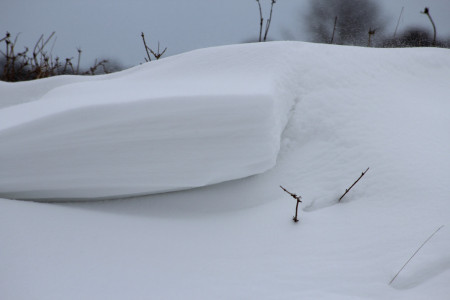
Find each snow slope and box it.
[1,42,450,299]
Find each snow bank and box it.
[0,43,299,200]
[1,42,449,201]
[1,42,450,299]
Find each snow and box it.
[1,41,450,299]
[0,43,299,200]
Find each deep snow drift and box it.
[1,42,450,299]
[0,44,298,199]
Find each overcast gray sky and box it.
[2,0,450,68]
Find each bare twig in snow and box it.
[389,225,445,285]
[280,185,302,222]
[338,167,369,202]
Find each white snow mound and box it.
[0,43,299,200]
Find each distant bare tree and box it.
[304,0,384,46]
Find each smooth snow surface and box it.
[1,42,450,299]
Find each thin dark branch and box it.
[141,32,166,61]
[141,32,152,62]
[149,41,167,60]
[32,34,44,66]
[0,34,8,43]
[32,34,44,55]
[393,6,404,38]
[280,185,302,202]
[263,0,276,42]
[330,16,337,44]
[256,0,264,42]
[42,32,56,50]
[338,167,370,202]
[13,32,21,45]
[50,35,57,54]
[280,185,302,222]
[33,32,55,57]
[76,48,82,74]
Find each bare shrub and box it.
[0,32,118,82]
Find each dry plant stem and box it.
[393,6,404,38]
[76,48,82,74]
[141,32,167,61]
[256,0,264,42]
[389,225,445,285]
[141,32,152,62]
[256,0,276,42]
[49,35,57,54]
[330,16,337,44]
[294,198,300,222]
[338,167,369,202]
[280,185,302,222]
[263,0,276,42]
[85,59,108,75]
[1,31,113,81]
[33,32,55,63]
[421,7,436,46]
[149,41,167,60]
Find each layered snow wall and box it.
[0,43,298,200]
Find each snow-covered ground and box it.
[1,42,449,299]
